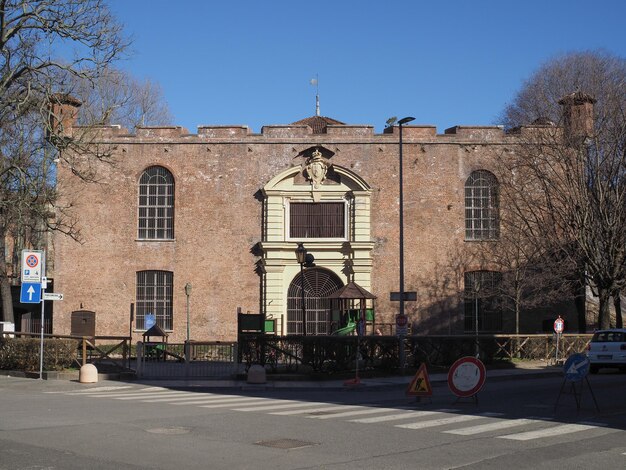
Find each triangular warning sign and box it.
[406,363,432,396]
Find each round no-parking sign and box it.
[554,316,565,334]
[448,356,486,397]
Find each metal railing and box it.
[135,341,239,378]
[238,334,593,373]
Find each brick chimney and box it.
[46,93,82,141]
[558,91,596,144]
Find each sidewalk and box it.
[131,360,564,391]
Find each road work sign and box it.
[406,363,433,397]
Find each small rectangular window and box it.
[136,270,173,330]
[290,202,345,238]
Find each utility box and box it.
[71,310,96,337]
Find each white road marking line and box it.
[498,423,609,441]
[444,418,540,435]
[172,396,272,406]
[308,407,405,420]
[350,409,458,424]
[140,394,229,403]
[233,401,328,412]
[397,412,503,430]
[45,386,135,394]
[271,405,359,416]
[60,387,166,396]
[74,388,178,398]
[199,398,271,409]
[114,392,195,400]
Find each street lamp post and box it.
[184,282,192,361]
[397,116,415,321]
[397,116,414,368]
[295,243,307,336]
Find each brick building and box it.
[50,103,583,342]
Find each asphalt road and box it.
[1,371,625,469]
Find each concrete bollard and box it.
[247,364,266,384]
[79,364,98,384]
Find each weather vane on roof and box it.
[310,75,320,116]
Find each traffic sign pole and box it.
[38,259,46,379]
[553,316,565,364]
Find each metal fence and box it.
[238,334,593,373]
[135,341,239,379]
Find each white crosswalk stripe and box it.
[44,386,135,394]
[270,405,360,416]
[396,412,503,430]
[199,398,273,409]
[350,409,458,424]
[308,406,407,420]
[498,422,611,441]
[234,401,328,412]
[444,417,546,435]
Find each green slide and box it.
[332,320,356,336]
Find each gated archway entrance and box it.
[287,268,343,335]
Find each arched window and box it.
[465,170,499,240]
[138,166,174,240]
[287,268,343,335]
[464,270,502,332]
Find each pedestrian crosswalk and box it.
[46,386,621,443]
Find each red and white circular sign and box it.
[448,357,486,397]
[554,317,564,334]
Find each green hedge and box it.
[0,338,78,371]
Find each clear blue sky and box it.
[109,0,626,134]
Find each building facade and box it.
[50,107,579,342]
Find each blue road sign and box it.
[20,282,42,304]
[563,353,590,382]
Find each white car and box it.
[586,328,626,373]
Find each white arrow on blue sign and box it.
[20,282,42,304]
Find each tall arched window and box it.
[138,166,174,240]
[465,170,499,240]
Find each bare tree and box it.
[499,51,626,330]
[0,0,128,324]
[69,67,173,130]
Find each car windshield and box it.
[592,331,625,342]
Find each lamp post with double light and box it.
[295,243,307,336]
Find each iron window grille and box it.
[289,202,345,239]
[465,170,499,240]
[287,268,343,335]
[136,270,173,330]
[138,166,174,240]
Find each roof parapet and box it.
[197,125,250,138]
[444,126,505,139]
[383,125,437,137]
[136,126,189,138]
[261,125,312,137]
[326,125,374,137]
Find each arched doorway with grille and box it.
[287,268,343,335]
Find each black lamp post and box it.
[184,282,192,361]
[397,116,415,323]
[295,243,307,336]
[397,116,414,370]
